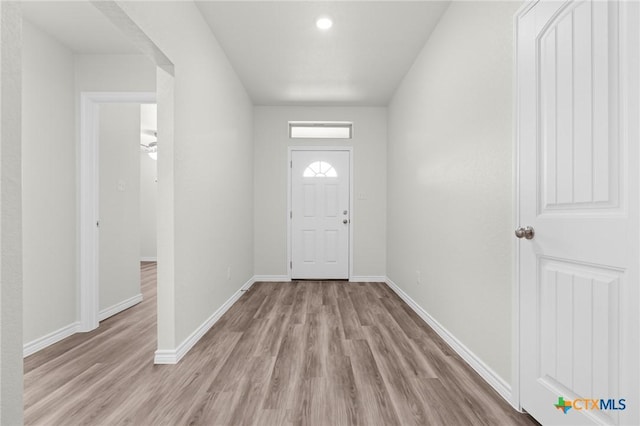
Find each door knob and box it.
[515,226,534,240]
[343,219,348,224]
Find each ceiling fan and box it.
[140,129,157,160]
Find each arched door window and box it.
[303,161,337,178]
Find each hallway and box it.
[24,263,536,425]
[4,2,527,423]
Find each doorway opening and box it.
[139,103,158,264]
[79,92,156,332]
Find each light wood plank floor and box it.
[25,262,538,425]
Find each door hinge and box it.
[290,160,292,168]
[290,211,292,219]
[290,261,292,269]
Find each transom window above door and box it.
[289,121,353,139]
[303,161,337,178]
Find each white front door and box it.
[516,1,639,425]
[291,150,350,279]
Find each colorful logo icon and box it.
[555,397,572,414]
[554,396,626,414]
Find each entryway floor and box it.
[24,263,538,425]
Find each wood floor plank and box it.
[374,312,439,379]
[325,354,362,426]
[302,313,323,379]
[24,264,538,426]
[203,355,274,426]
[379,294,430,340]
[289,283,309,325]
[348,285,375,326]
[146,332,243,422]
[253,312,290,357]
[412,377,479,425]
[346,339,400,426]
[335,285,365,340]
[255,409,288,426]
[25,363,112,424]
[363,325,430,425]
[288,377,325,426]
[261,324,305,410]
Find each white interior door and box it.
[291,150,350,279]
[517,1,639,425]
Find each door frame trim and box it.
[287,146,354,281]
[78,91,156,332]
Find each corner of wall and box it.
[154,275,255,364]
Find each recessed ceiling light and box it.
[316,17,333,30]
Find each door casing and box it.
[287,146,354,281]
[78,92,156,332]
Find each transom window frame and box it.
[289,121,353,139]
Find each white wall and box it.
[254,107,387,278]
[22,20,76,345]
[99,104,142,313]
[140,104,157,261]
[1,2,23,423]
[75,54,156,93]
[118,2,254,349]
[22,23,155,350]
[387,1,521,383]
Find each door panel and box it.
[291,150,350,279]
[539,0,620,214]
[325,230,338,263]
[537,258,621,425]
[517,1,638,425]
[303,230,315,262]
[303,184,315,217]
[325,184,338,217]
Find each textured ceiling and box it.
[196,1,450,106]
[21,1,450,106]
[21,1,139,54]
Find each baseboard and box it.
[154,276,256,364]
[140,257,157,262]
[153,349,177,364]
[384,277,513,407]
[253,275,290,282]
[241,276,256,290]
[24,321,80,358]
[253,275,387,283]
[350,275,386,283]
[99,293,143,322]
